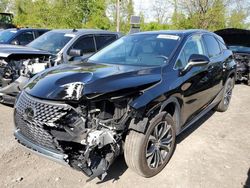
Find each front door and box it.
[175,35,215,125]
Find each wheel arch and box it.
[129,96,182,135]
[159,97,182,135]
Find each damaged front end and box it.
[215,28,250,83]
[14,90,134,181]
[0,55,53,104]
[13,61,161,180]
[234,53,250,82]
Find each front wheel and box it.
[124,113,176,177]
[215,77,234,112]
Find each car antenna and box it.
[73,28,77,32]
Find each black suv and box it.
[14,30,236,181]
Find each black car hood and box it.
[215,28,250,47]
[24,62,162,101]
[0,44,51,58]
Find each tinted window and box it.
[14,31,34,45]
[95,35,117,50]
[71,36,96,54]
[203,35,221,58]
[37,30,48,37]
[89,34,180,66]
[175,35,205,69]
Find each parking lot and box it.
[0,85,249,188]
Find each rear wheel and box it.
[124,113,176,177]
[216,77,234,112]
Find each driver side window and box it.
[70,35,96,55]
[175,35,206,69]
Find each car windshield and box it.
[27,31,74,54]
[88,34,180,66]
[228,45,250,53]
[0,30,16,43]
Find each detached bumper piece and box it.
[0,76,29,105]
[14,91,119,181]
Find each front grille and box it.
[15,91,70,123]
[15,112,56,150]
[15,91,72,150]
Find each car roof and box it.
[48,29,122,36]
[131,29,212,37]
[4,28,50,32]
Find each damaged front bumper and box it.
[13,91,124,181]
[14,129,69,166]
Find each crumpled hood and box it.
[24,62,162,101]
[215,28,250,47]
[0,44,51,58]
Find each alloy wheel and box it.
[146,121,174,169]
[224,80,233,106]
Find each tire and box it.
[215,77,234,112]
[124,112,176,177]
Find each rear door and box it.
[202,34,224,97]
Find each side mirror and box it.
[69,49,83,57]
[182,54,209,73]
[11,39,20,45]
[70,53,93,63]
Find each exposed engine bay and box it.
[14,91,133,181]
[0,55,54,104]
[234,53,250,82]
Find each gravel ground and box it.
[0,85,249,188]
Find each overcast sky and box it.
[133,0,158,22]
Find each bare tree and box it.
[152,0,172,24]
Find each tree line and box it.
[0,0,249,33]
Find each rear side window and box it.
[203,35,221,58]
[95,35,117,50]
[218,39,227,50]
[71,35,96,54]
